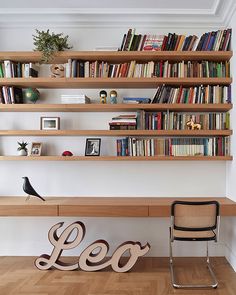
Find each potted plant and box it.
[33,29,72,63]
[17,141,28,156]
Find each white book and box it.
[84,61,90,78]
[61,95,88,98]
[4,60,12,78]
[94,47,119,51]
[65,63,70,78]
[24,63,30,78]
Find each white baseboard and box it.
[224,244,236,272]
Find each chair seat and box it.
[173,229,216,241]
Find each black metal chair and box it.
[169,200,220,289]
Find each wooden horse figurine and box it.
[186,118,201,130]
[50,64,65,78]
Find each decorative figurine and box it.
[99,90,107,104]
[50,64,65,78]
[22,176,45,201]
[17,141,28,156]
[186,118,201,130]
[110,90,117,104]
[62,151,73,156]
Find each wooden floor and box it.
[0,257,235,295]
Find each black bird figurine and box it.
[22,177,45,201]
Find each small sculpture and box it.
[99,90,107,104]
[62,151,73,156]
[22,176,45,202]
[50,64,65,78]
[110,90,117,104]
[17,141,28,156]
[186,118,201,130]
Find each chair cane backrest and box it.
[171,201,219,231]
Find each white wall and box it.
[225,10,236,271]
[0,24,228,258]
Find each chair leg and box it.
[169,239,218,289]
[206,241,218,288]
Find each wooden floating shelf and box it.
[0,77,232,88]
[0,51,232,63]
[0,103,232,112]
[0,156,232,161]
[0,196,235,217]
[0,130,232,136]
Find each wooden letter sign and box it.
[35,221,150,273]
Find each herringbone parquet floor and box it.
[0,257,235,295]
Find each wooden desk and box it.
[0,197,235,217]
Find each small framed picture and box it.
[40,117,60,130]
[85,138,101,156]
[30,142,42,156]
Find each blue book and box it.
[202,32,210,51]
[208,31,216,51]
[123,97,151,104]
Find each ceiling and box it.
[0,0,216,9]
[0,0,235,28]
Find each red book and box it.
[176,86,183,103]
[203,32,212,51]
[140,35,147,51]
[222,29,232,51]
[157,112,162,130]
[169,139,172,156]
[189,87,194,104]
[218,137,223,156]
[160,61,163,77]
[161,36,168,50]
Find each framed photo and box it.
[40,117,60,130]
[30,142,42,156]
[85,138,101,156]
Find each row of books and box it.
[64,60,155,78]
[64,59,231,78]
[196,29,232,51]
[152,60,230,78]
[0,86,23,104]
[0,61,39,78]
[137,111,230,130]
[152,85,231,104]
[117,137,230,157]
[119,28,231,51]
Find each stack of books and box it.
[109,114,137,130]
[61,94,91,104]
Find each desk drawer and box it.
[59,205,148,217]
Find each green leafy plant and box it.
[17,141,28,151]
[33,29,72,63]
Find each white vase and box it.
[18,149,27,156]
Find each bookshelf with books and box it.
[0,49,233,161]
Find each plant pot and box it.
[18,149,27,156]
